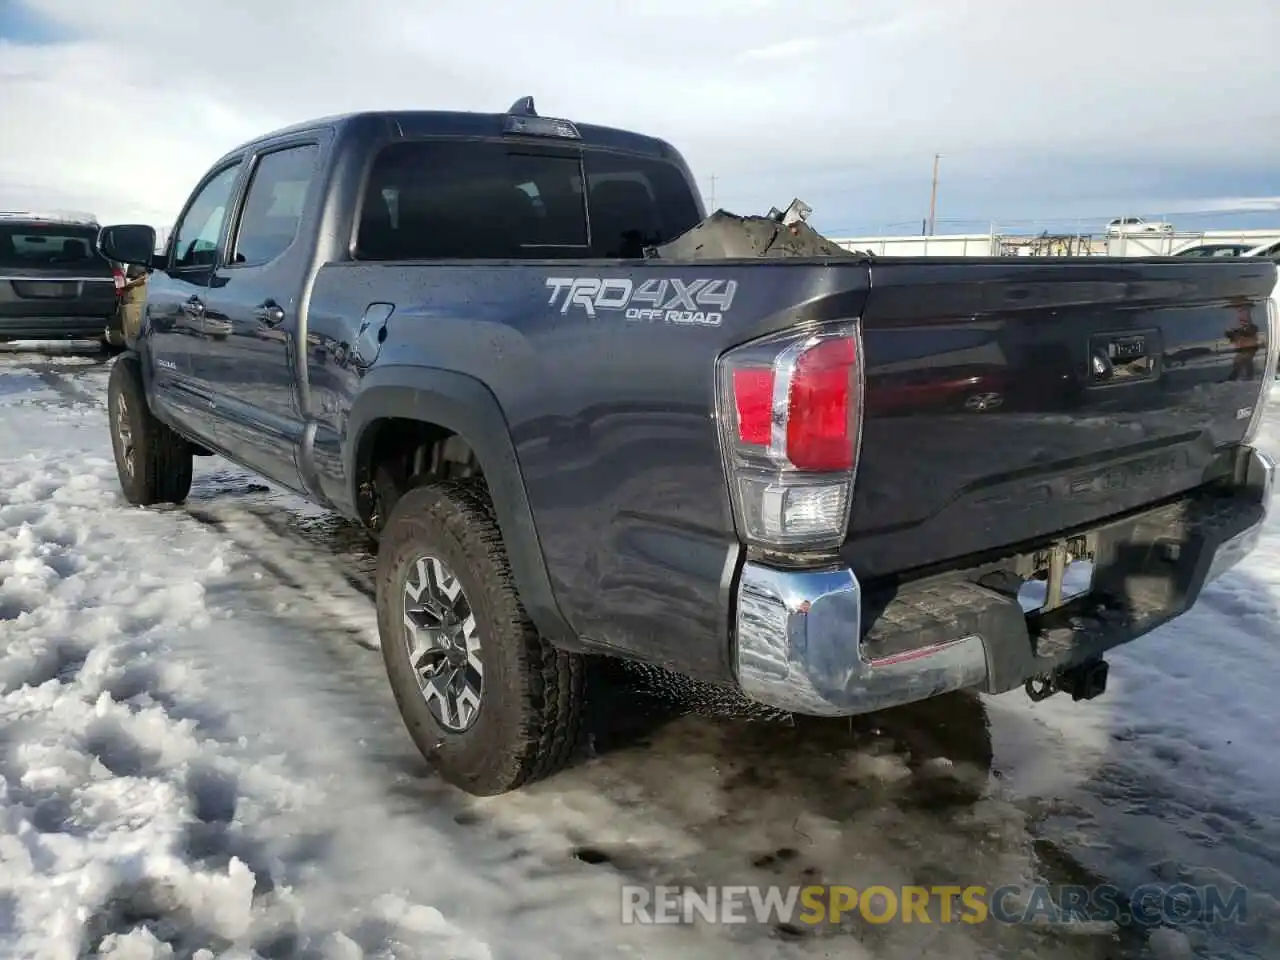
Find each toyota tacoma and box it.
[96,99,1278,796]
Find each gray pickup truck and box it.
[96,99,1278,796]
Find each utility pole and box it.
[927,153,940,236]
[708,174,717,211]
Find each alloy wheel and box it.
[113,391,135,478]
[402,555,484,731]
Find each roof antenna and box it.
[507,96,537,117]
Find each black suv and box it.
[0,211,122,346]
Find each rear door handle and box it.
[254,301,286,327]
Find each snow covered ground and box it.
[1,346,1278,960]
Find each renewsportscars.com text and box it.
[620,883,1249,928]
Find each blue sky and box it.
[1,0,1278,238]
[696,159,1280,237]
[764,158,1280,237]
[0,0,63,44]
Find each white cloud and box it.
[0,0,1277,229]
[742,38,824,60]
[1169,196,1280,214]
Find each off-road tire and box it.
[108,357,194,505]
[375,479,584,796]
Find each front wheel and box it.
[375,479,584,796]
[107,357,194,505]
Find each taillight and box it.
[112,266,125,293]
[785,337,857,471]
[716,321,863,549]
[1243,294,1280,443]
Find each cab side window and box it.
[354,139,700,261]
[231,144,319,266]
[355,141,586,261]
[170,163,242,270]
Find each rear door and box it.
[194,137,324,490]
[0,219,117,337]
[843,257,1277,579]
[142,159,245,443]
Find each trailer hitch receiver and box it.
[1024,657,1109,703]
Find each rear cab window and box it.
[0,222,104,272]
[231,143,320,266]
[355,139,701,261]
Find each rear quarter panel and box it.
[307,259,870,679]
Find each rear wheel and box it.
[107,357,194,505]
[103,323,126,353]
[375,479,584,796]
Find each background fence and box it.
[829,228,1280,258]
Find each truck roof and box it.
[214,105,683,168]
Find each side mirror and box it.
[97,224,159,268]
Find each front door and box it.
[193,140,322,491]
[143,160,244,444]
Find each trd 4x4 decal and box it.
[544,277,738,327]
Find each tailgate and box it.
[0,222,117,321]
[843,257,1277,579]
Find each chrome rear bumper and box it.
[733,445,1275,717]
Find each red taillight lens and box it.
[732,368,774,445]
[717,322,863,550]
[112,267,125,292]
[728,335,858,471]
[786,337,856,471]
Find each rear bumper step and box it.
[732,444,1275,716]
